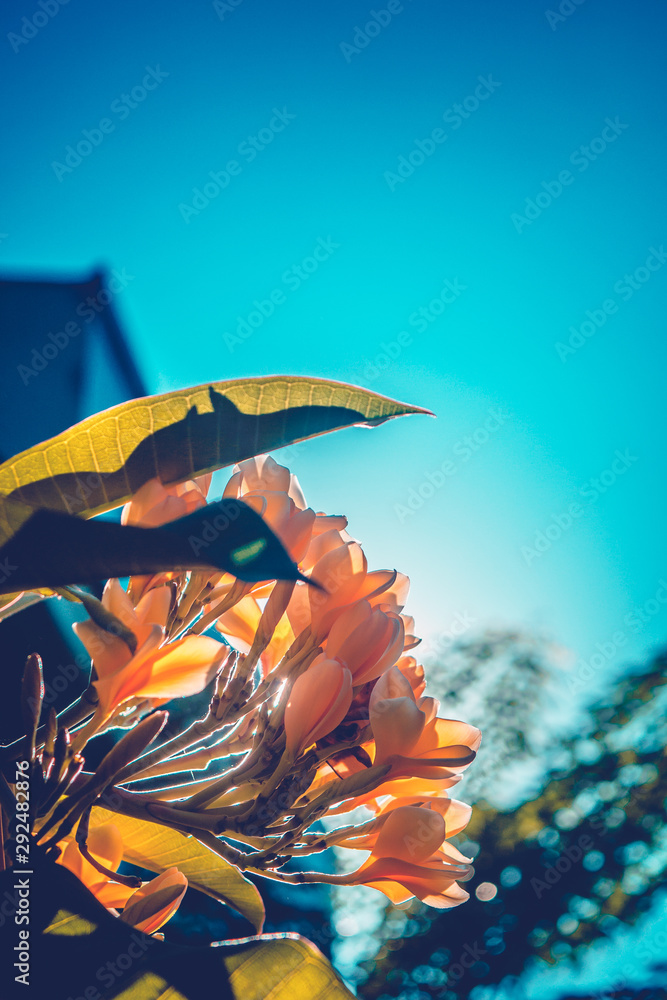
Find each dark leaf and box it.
[0,499,312,595]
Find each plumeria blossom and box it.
[73,578,224,724]
[396,655,426,698]
[373,795,473,836]
[213,456,349,670]
[58,822,187,932]
[223,455,346,565]
[284,657,353,755]
[121,474,212,529]
[119,867,188,935]
[340,806,472,908]
[324,600,405,686]
[369,666,481,775]
[58,822,135,909]
[18,448,483,924]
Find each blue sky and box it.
[1,0,666,706]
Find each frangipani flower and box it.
[341,806,472,908]
[369,667,481,775]
[122,475,211,528]
[240,492,316,565]
[368,572,410,613]
[396,656,426,698]
[370,666,426,762]
[374,795,472,837]
[58,822,135,908]
[284,657,353,755]
[289,540,400,642]
[325,771,464,816]
[223,455,306,509]
[325,600,404,686]
[58,823,187,932]
[215,594,296,674]
[335,795,472,853]
[119,867,188,935]
[224,456,334,567]
[73,579,223,721]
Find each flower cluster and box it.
[18,455,481,932]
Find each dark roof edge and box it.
[0,267,147,399]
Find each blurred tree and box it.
[360,644,667,999]
[426,629,560,805]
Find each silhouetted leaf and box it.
[0,499,311,595]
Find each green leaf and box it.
[0,499,312,596]
[0,856,354,999]
[220,936,355,1000]
[92,806,266,933]
[0,376,431,546]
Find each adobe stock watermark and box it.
[443,940,488,987]
[545,0,587,31]
[566,580,667,694]
[431,611,477,652]
[57,932,151,999]
[51,67,169,181]
[590,928,667,1000]
[531,831,596,898]
[394,408,509,523]
[384,75,501,191]
[222,237,339,351]
[353,277,467,385]
[16,268,135,385]
[187,504,244,559]
[555,245,667,361]
[511,117,628,234]
[339,1,413,62]
[178,107,295,223]
[0,558,18,590]
[7,0,71,54]
[24,654,89,713]
[213,0,248,20]
[520,448,638,566]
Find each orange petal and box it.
[397,656,426,697]
[122,867,188,934]
[308,543,368,634]
[58,822,124,893]
[285,658,353,754]
[215,595,263,651]
[300,527,346,573]
[372,806,446,864]
[237,455,292,494]
[72,619,161,683]
[368,572,410,612]
[102,578,139,629]
[127,636,224,703]
[135,586,172,629]
[414,718,482,756]
[371,696,425,763]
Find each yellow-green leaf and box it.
[92,807,266,932]
[220,935,355,1000]
[0,376,431,547]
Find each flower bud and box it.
[285,658,353,754]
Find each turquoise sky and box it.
[1,0,666,700]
